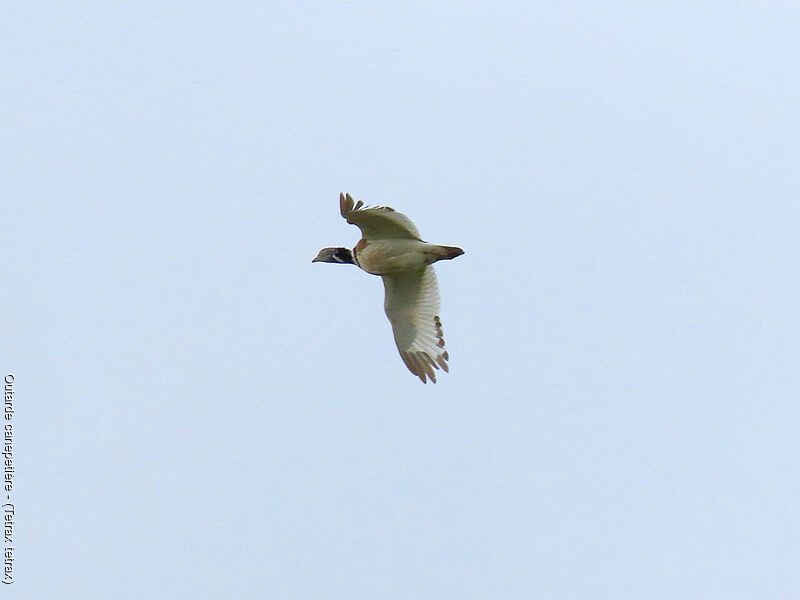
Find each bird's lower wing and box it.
[382,267,449,383]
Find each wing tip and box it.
[401,350,450,384]
[339,192,365,221]
[339,192,353,217]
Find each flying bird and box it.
[313,193,464,383]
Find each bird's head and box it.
[312,247,356,265]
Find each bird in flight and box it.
[313,193,464,383]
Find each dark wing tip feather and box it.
[340,192,367,223]
[401,351,441,384]
[339,192,353,218]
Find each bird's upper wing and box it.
[340,192,422,240]
[382,266,450,383]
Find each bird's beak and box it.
[312,256,320,263]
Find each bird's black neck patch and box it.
[333,247,355,264]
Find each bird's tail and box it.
[432,245,465,261]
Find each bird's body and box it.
[313,193,464,383]
[353,238,461,275]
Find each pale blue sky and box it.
[3,3,800,598]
